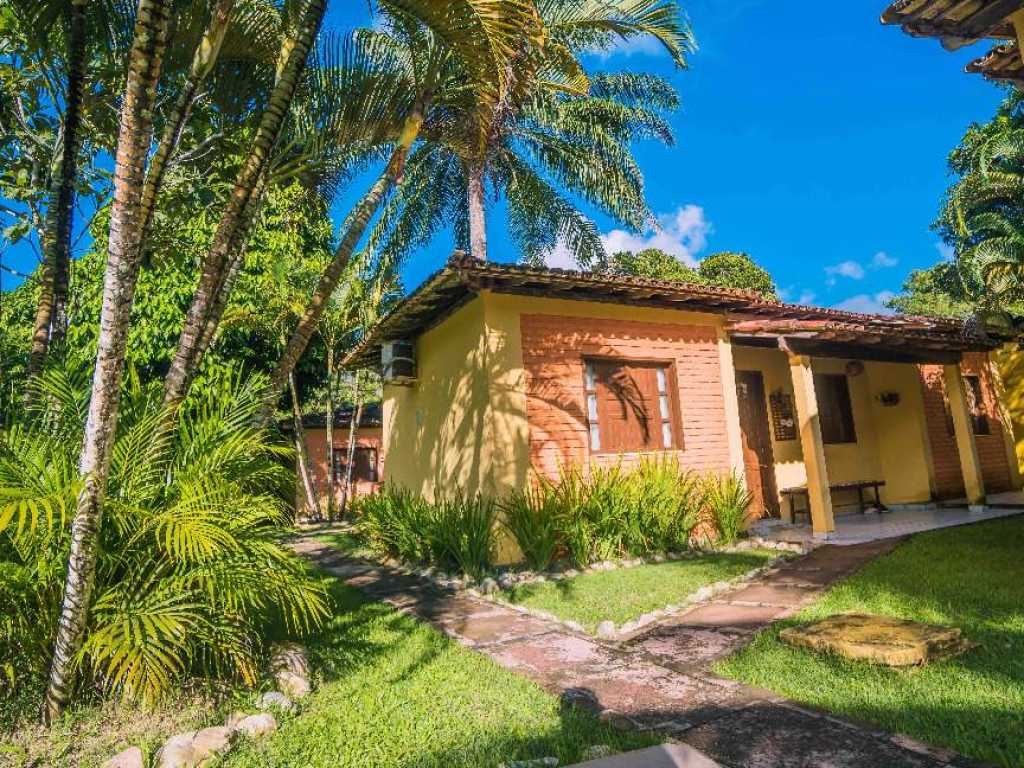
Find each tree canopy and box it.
[594,247,779,300]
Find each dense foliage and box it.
[595,247,779,299]
[0,360,328,704]
[355,459,755,576]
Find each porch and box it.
[724,314,1024,540]
[751,504,1024,546]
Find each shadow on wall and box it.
[996,345,1024,472]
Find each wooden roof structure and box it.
[344,253,1009,370]
[881,0,1024,85]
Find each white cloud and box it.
[824,260,866,285]
[871,251,898,268]
[598,205,711,267]
[832,291,897,315]
[778,287,817,306]
[591,35,666,60]
[544,238,577,270]
[936,242,956,262]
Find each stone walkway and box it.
[293,536,987,768]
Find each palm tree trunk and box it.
[163,0,326,409]
[289,372,319,518]
[325,344,336,519]
[42,0,172,725]
[466,160,487,261]
[340,370,364,515]
[260,110,425,421]
[138,0,235,247]
[28,0,88,376]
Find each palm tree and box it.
[162,0,330,410]
[42,0,174,724]
[24,0,90,376]
[459,0,694,260]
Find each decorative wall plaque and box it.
[769,390,797,441]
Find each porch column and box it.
[942,363,987,509]
[788,354,835,537]
[717,330,746,479]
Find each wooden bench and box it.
[781,480,887,523]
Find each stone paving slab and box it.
[629,626,748,670]
[486,632,624,687]
[666,602,789,631]
[682,703,955,768]
[722,583,818,608]
[437,607,555,647]
[568,743,722,768]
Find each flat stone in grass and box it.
[567,743,721,767]
[780,613,975,667]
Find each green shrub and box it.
[499,481,561,571]
[357,484,434,564]
[430,494,499,580]
[0,362,329,704]
[358,487,498,578]
[704,472,754,545]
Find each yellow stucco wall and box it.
[731,347,934,512]
[382,297,496,501]
[995,344,1024,471]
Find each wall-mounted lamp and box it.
[877,391,901,407]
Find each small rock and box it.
[564,569,579,578]
[581,744,612,761]
[692,586,714,602]
[564,620,585,633]
[191,727,232,762]
[281,671,311,699]
[478,577,498,594]
[102,746,143,768]
[595,621,616,639]
[651,554,666,563]
[270,642,310,681]
[156,732,196,768]
[225,711,248,730]
[712,580,732,593]
[258,691,294,710]
[235,712,277,738]
[533,574,546,583]
[666,552,681,561]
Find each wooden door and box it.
[735,370,780,518]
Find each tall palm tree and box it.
[42,0,174,724]
[460,0,694,260]
[162,0,329,410]
[25,0,90,376]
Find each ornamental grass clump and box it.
[358,487,498,578]
[0,362,329,704]
[499,481,562,571]
[704,472,754,545]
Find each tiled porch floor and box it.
[752,505,1024,546]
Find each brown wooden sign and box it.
[769,391,797,442]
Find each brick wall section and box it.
[302,426,383,509]
[918,352,1011,499]
[520,313,731,480]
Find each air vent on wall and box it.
[382,340,417,385]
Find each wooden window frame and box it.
[332,446,379,483]
[582,355,683,455]
[813,373,857,445]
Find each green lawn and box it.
[717,517,1024,768]
[501,550,779,632]
[3,578,654,767]
[223,580,654,767]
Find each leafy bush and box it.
[0,361,329,704]
[704,472,754,545]
[430,494,499,580]
[499,458,704,568]
[357,487,497,578]
[500,481,562,571]
[356,485,435,564]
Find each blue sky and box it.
[2,1,1009,314]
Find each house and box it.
[344,253,1024,539]
[297,403,383,510]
